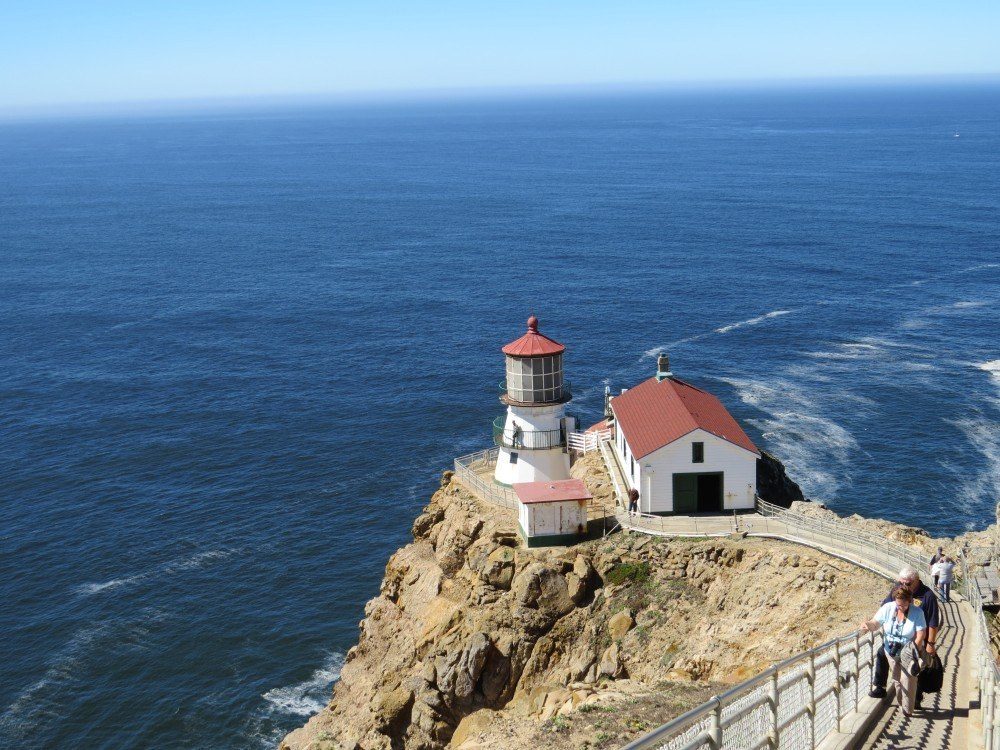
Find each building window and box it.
[692,442,704,463]
[630,456,634,475]
[510,452,518,464]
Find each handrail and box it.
[620,499,944,750]
[597,436,628,512]
[961,546,1000,750]
[755,497,929,576]
[453,448,518,510]
[621,628,883,750]
[491,416,566,450]
[498,379,572,403]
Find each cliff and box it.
[279,472,888,750]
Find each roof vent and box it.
[656,353,672,382]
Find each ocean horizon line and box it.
[2,72,999,125]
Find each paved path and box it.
[861,598,976,750]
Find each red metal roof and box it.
[501,316,566,357]
[513,478,592,504]
[585,418,613,434]
[610,377,759,459]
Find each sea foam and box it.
[261,652,345,718]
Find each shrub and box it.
[605,562,651,586]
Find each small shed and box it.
[513,479,592,547]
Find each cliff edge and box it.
[279,472,888,750]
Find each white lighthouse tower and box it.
[494,316,574,485]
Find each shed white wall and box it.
[518,500,587,537]
[641,429,757,513]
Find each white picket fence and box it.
[568,429,612,453]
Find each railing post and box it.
[808,651,817,749]
[710,697,723,749]
[768,667,780,750]
[987,668,995,750]
[987,680,1000,750]
[832,642,842,731]
[853,631,860,712]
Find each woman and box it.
[932,555,956,603]
[860,583,927,716]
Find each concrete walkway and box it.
[860,597,977,750]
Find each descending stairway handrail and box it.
[961,549,1000,750]
[619,501,944,750]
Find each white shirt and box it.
[932,560,955,583]
[874,601,926,653]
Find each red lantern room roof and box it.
[501,316,566,357]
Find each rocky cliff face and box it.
[279,474,887,750]
[756,451,805,507]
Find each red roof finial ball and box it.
[527,315,539,332]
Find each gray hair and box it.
[898,566,919,582]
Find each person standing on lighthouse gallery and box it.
[869,566,939,708]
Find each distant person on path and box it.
[627,487,639,517]
[932,555,956,603]
[930,546,945,587]
[870,566,939,708]
[861,583,927,717]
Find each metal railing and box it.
[621,629,883,750]
[962,548,1000,750]
[619,498,941,750]
[754,498,929,577]
[453,448,518,509]
[498,379,572,403]
[492,416,566,450]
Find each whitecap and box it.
[718,375,860,501]
[261,652,345,718]
[75,547,241,597]
[714,309,792,335]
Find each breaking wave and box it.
[75,548,241,596]
[719,375,860,501]
[643,309,795,358]
[261,652,345,718]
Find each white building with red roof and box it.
[610,354,760,514]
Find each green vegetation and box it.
[546,715,571,733]
[606,562,651,585]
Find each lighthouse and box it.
[494,316,575,485]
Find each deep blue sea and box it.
[1,85,998,749]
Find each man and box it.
[627,487,639,517]
[870,566,939,708]
[930,547,944,589]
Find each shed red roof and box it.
[610,377,759,459]
[502,316,565,357]
[513,479,592,504]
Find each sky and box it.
[2,0,999,114]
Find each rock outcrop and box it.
[279,474,887,750]
[756,450,805,507]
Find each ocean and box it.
[1,84,998,749]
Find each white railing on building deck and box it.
[453,448,518,510]
[568,429,613,454]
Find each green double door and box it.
[672,472,723,513]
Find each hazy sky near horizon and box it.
[3,0,999,111]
